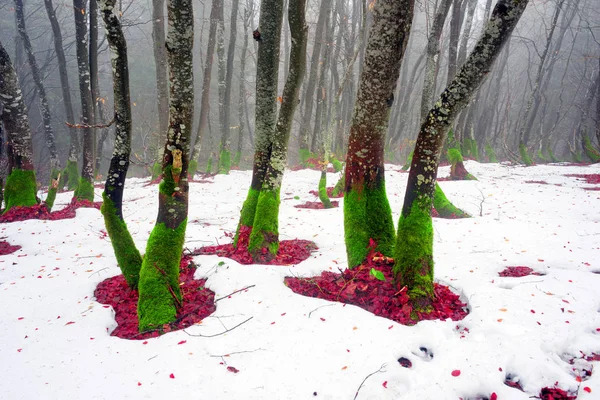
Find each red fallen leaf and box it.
[142,341,148,345]
[498,266,542,277]
[65,321,75,325]
[584,387,591,393]
[18,317,24,320]
[271,322,275,325]
[576,376,582,382]
[281,312,286,316]
[177,340,187,345]
[382,381,388,388]
[388,325,393,329]
[17,349,22,352]
[451,370,461,377]
[169,373,175,379]
[137,382,142,386]
[320,317,326,322]
[531,309,536,313]
[539,387,576,400]
[227,366,239,373]
[490,394,497,400]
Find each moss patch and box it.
[248,188,280,258]
[59,160,80,191]
[434,183,470,218]
[235,187,260,246]
[44,168,61,211]
[151,162,162,179]
[331,174,345,197]
[206,156,213,174]
[484,144,498,163]
[402,150,413,171]
[218,150,231,174]
[233,151,241,167]
[520,143,533,166]
[331,156,343,172]
[448,148,463,164]
[318,172,333,209]
[101,193,143,289]
[4,169,38,213]
[393,197,434,312]
[344,182,395,268]
[299,148,310,165]
[583,136,600,163]
[188,159,198,177]
[74,177,94,202]
[137,220,187,332]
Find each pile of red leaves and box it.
[0,241,21,255]
[308,187,343,198]
[94,255,216,340]
[498,266,543,277]
[565,174,600,185]
[0,199,101,223]
[193,225,317,265]
[284,250,468,325]
[294,201,340,209]
[539,387,577,400]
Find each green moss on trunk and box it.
[448,148,477,180]
[318,171,333,208]
[74,177,94,201]
[188,159,198,177]
[218,149,231,174]
[60,160,80,190]
[434,183,470,218]
[331,156,343,172]
[331,174,344,197]
[235,187,260,246]
[469,139,479,160]
[151,162,162,179]
[44,168,61,211]
[484,144,498,163]
[248,188,280,257]
[393,198,434,311]
[583,136,600,163]
[233,151,241,167]
[547,148,559,163]
[447,147,463,164]
[101,193,143,289]
[137,220,186,332]
[4,169,38,213]
[401,150,413,171]
[344,183,395,268]
[519,143,533,166]
[206,156,213,174]
[299,148,310,165]
[536,149,548,163]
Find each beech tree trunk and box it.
[190,0,221,171]
[152,0,169,167]
[43,0,79,189]
[395,0,529,310]
[137,0,194,333]
[218,0,240,174]
[0,42,38,212]
[14,0,60,210]
[237,0,307,261]
[73,0,96,201]
[99,0,142,289]
[344,0,414,268]
[234,4,253,167]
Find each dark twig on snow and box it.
[308,303,335,318]
[215,285,256,302]
[353,364,387,400]
[183,316,253,338]
[209,348,265,357]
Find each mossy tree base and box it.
[583,136,600,163]
[235,187,260,247]
[45,168,61,211]
[188,159,198,178]
[484,144,498,163]
[331,174,345,197]
[248,188,280,260]
[318,171,333,209]
[59,160,80,191]
[448,148,477,180]
[434,183,470,218]
[151,162,162,179]
[137,221,186,332]
[74,177,94,202]
[4,169,38,213]
[393,199,434,312]
[218,149,231,174]
[402,150,413,171]
[101,193,143,289]
[519,143,534,166]
[344,182,395,268]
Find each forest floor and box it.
[1,161,599,399]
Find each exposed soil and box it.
[94,255,216,340]
[193,225,317,265]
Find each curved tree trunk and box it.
[0,42,38,212]
[14,0,60,210]
[152,0,169,171]
[395,0,529,310]
[137,0,194,333]
[344,0,414,268]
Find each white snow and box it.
[1,161,599,399]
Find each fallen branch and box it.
[66,116,116,129]
[183,316,253,338]
[308,303,335,318]
[209,348,265,357]
[215,285,256,302]
[354,363,387,400]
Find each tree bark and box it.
[99,0,142,289]
[152,0,169,166]
[0,41,38,212]
[138,0,194,333]
[73,0,96,201]
[234,3,253,167]
[395,0,529,310]
[344,0,414,268]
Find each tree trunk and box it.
[0,42,38,212]
[245,0,307,259]
[395,0,528,310]
[218,0,240,174]
[344,0,414,268]
[297,0,332,163]
[43,0,79,190]
[138,0,194,333]
[99,0,142,289]
[190,0,221,172]
[447,0,464,85]
[73,0,95,201]
[234,3,253,168]
[152,0,169,170]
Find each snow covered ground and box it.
[1,161,599,399]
